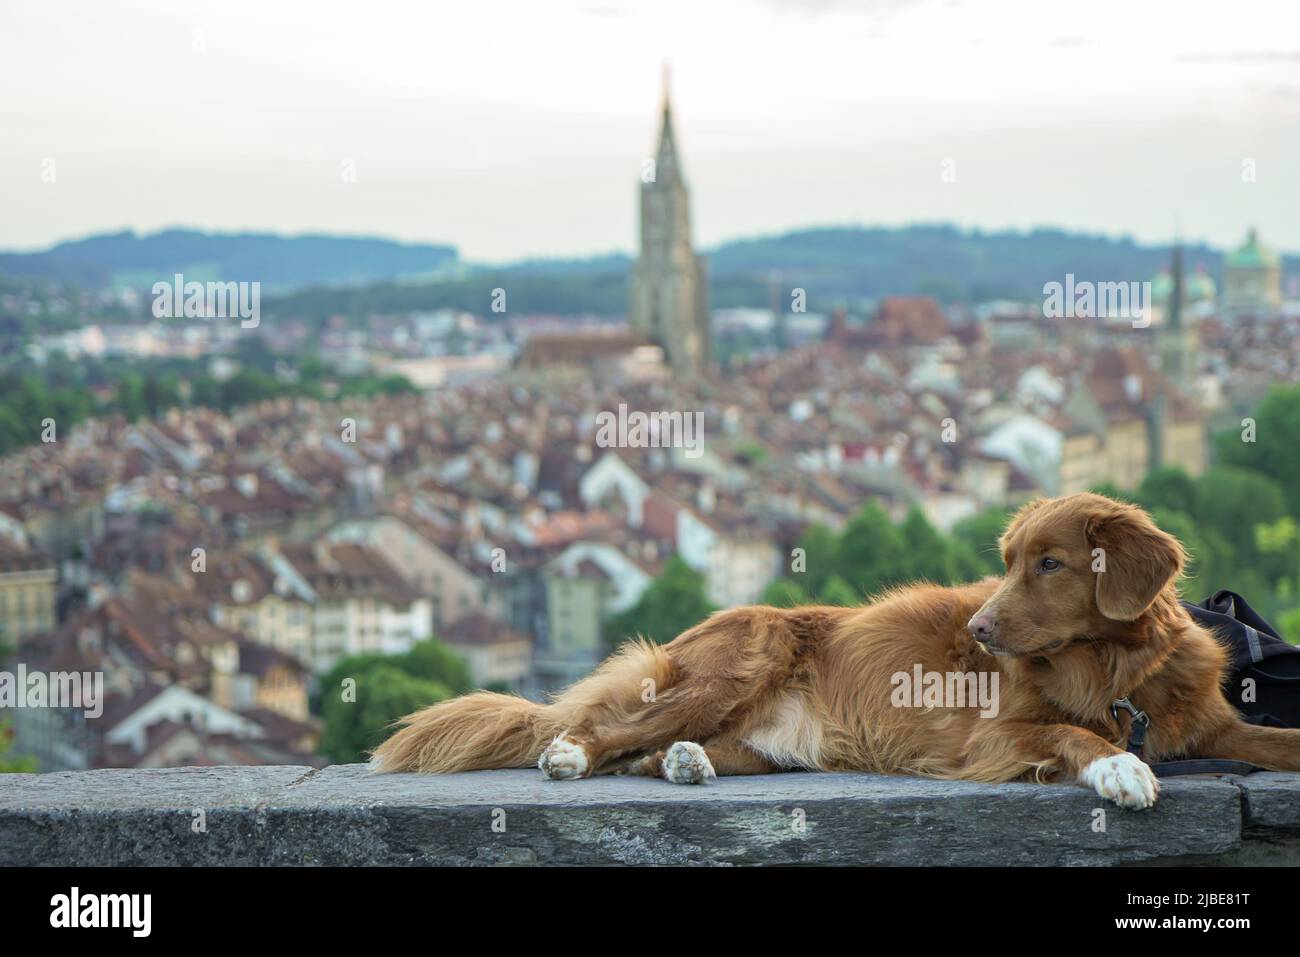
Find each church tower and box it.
[629,71,711,376]
[1157,241,1194,392]
[1149,241,1196,471]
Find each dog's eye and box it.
[1038,557,1061,573]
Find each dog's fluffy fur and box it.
[371,492,1300,806]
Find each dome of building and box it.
[1185,265,1217,301]
[1226,227,1280,270]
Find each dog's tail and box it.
[369,639,676,773]
[369,691,558,774]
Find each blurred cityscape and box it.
[2,81,1299,774]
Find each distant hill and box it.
[3,224,1295,318]
[707,224,1237,302]
[263,224,1297,320]
[0,229,459,291]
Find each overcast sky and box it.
[3,0,1298,261]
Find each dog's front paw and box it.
[1080,752,1160,809]
[539,735,590,780]
[662,741,716,785]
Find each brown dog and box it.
[371,492,1300,807]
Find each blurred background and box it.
[1,0,1298,772]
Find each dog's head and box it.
[966,492,1186,657]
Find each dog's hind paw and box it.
[662,741,716,785]
[539,735,590,780]
[1080,752,1160,809]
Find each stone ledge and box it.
[2,766,1297,866]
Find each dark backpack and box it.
[1147,590,1300,776]
[1184,589,1300,728]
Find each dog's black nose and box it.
[968,613,995,641]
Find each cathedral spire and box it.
[655,63,681,181]
[1168,240,1183,332]
[1156,235,1193,396]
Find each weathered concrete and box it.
[0,765,313,867]
[1,765,1296,866]
[1236,771,1300,830]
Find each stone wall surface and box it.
[2,766,1298,866]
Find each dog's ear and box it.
[1085,503,1186,621]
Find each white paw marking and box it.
[1080,752,1160,809]
[538,735,589,780]
[662,741,716,785]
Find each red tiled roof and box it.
[441,612,532,647]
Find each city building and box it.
[540,541,654,690]
[325,513,504,633]
[439,612,533,691]
[274,541,433,672]
[0,536,57,647]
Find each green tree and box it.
[818,574,860,606]
[604,556,716,646]
[897,507,955,584]
[1136,466,1197,517]
[1276,607,1300,645]
[113,373,148,420]
[319,664,451,764]
[762,578,811,607]
[947,539,991,583]
[1147,508,1229,598]
[219,370,282,409]
[1193,466,1286,565]
[0,643,35,774]
[313,637,472,713]
[1088,481,1134,503]
[399,639,473,694]
[1216,384,1300,516]
[950,507,1010,576]
[837,501,906,596]
[1255,517,1300,591]
[314,651,387,713]
[0,722,36,772]
[795,523,840,597]
[313,635,475,762]
[733,439,769,466]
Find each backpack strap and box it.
[1111,696,1262,776]
[1243,624,1264,663]
[1150,758,1262,777]
[1111,697,1149,754]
